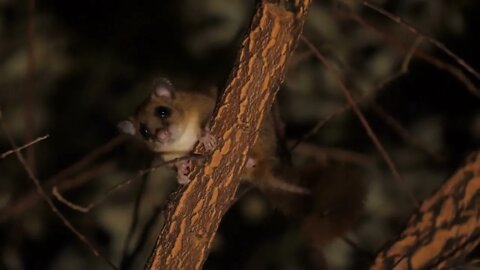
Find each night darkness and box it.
[1,0,479,269]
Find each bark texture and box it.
[146,1,311,269]
[371,152,480,269]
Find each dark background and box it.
[1,0,479,269]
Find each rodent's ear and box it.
[152,78,175,100]
[117,119,136,136]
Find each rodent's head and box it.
[118,78,188,153]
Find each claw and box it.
[199,127,217,151]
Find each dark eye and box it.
[139,124,150,139]
[155,106,171,119]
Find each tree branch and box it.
[371,151,480,269]
[0,112,118,269]
[1,134,48,159]
[145,1,311,269]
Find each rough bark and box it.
[371,152,480,269]
[146,1,311,269]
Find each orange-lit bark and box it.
[371,152,480,269]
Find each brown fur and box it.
[132,87,216,161]
[266,162,365,248]
[127,79,306,193]
[122,79,365,253]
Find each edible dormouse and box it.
[119,78,307,193]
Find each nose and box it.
[155,128,171,142]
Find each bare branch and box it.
[120,204,164,270]
[371,103,446,163]
[290,36,421,150]
[120,172,150,269]
[346,8,480,98]
[49,135,127,182]
[301,36,420,207]
[0,135,127,222]
[1,134,49,159]
[342,237,375,261]
[52,155,202,213]
[0,112,118,270]
[362,1,480,80]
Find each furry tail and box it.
[265,162,366,248]
[262,174,310,194]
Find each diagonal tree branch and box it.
[0,113,118,269]
[371,151,480,269]
[1,134,49,159]
[301,36,419,208]
[0,135,126,223]
[146,1,312,269]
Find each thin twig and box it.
[1,134,49,159]
[342,237,375,261]
[55,162,116,191]
[362,1,480,80]
[49,135,127,182]
[120,172,150,269]
[371,103,446,163]
[366,36,421,91]
[0,112,118,269]
[0,135,126,222]
[232,185,254,206]
[402,37,423,71]
[290,36,421,151]
[345,11,480,98]
[301,36,419,207]
[290,106,346,151]
[52,155,203,213]
[0,163,115,222]
[120,204,163,270]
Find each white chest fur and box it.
[161,116,200,161]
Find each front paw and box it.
[199,128,217,152]
[176,159,192,185]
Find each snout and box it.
[155,128,171,143]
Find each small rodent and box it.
[119,78,365,254]
[118,78,308,193]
